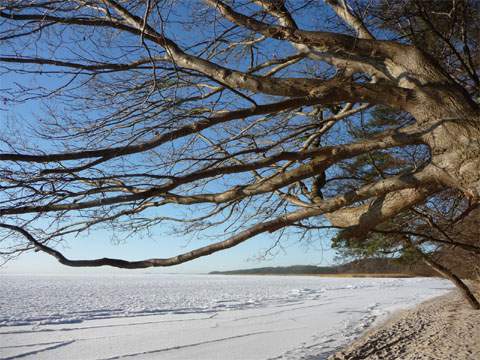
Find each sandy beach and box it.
[328,287,480,360]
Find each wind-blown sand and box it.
[329,288,480,360]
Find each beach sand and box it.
[328,286,480,360]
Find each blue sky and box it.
[2,91,340,274]
[0,1,346,275]
[2,227,338,274]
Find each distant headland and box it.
[210,258,436,277]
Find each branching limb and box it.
[325,185,439,238]
[372,229,480,255]
[325,0,374,40]
[0,166,436,268]
[0,124,425,215]
[404,237,480,310]
[0,97,322,163]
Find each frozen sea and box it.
[0,274,452,359]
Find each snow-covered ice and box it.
[0,274,452,359]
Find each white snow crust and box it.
[0,274,452,359]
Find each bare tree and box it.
[0,0,479,301]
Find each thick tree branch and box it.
[0,97,319,163]
[0,125,425,215]
[0,166,436,268]
[325,186,439,237]
[205,0,407,69]
[404,238,480,310]
[0,84,413,167]
[0,6,353,98]
[0,56,166,72]
[325,0,374,40]
[206,0,455,86]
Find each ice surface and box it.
[0,274,452,359]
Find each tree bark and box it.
[419,250,480,310]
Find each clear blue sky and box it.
[2,79,339,274]
[1,66,340,275]
[2,225,338,274]
[0,1,344,275]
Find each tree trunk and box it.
[421,253,480,310]
[412,85,480,201]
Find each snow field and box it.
[0,274,452,359]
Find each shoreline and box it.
[328,287,480,359]
[208,272,430,279]
[0,276,451,359]
[209,272,427,278]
